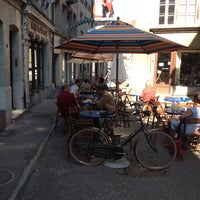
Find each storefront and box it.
[151,27,200,97]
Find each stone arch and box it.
[9,24,19,31]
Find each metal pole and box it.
[116,43,119,115]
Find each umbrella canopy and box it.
[56,18,185,112]
[57,19,184,54]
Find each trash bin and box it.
[0,110,6,132]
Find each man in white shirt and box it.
[70,79,81,97]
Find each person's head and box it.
[145,80,153,87]
[75,79,81,86]
[194,91,200,104]
[96,84,106,95]
[61,83,70,92]
[98,77,105,84]
[84,78,89,83]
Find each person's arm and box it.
[89,94,108,108]
[179,109,193,120]
[140,89,145,101]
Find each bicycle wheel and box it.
[135,130,177,170]
[69,128,111,166]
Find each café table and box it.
[164,96,191,111]
[164,96,191,103]
[164,107,185,118]
[78,93,100,109]
[79,109,130,169]
[79,110,115,119]
[79,93,100,100]
[79,99,95,106]
[126,93,140,102]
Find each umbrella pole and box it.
[116,43,119,116]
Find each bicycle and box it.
[69,103,177,170]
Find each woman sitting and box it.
[169,92,200,145]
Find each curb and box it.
[8,122,56,200]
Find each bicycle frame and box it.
[69,103,177,169]
[98,103,157,151]
[119,114,157,152]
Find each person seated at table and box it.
[88,84,115,130]
[136,80,157,113]
[169,91,200,143]
[96,77,109,90]
[80,78,91,93]
[140,80,157,103]
[57,83,79,117]
[88,84,115,112]
[70,79,81,98]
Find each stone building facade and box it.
[0,0,91,129]
[1,0,200,131]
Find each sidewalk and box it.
[0,98,57,200]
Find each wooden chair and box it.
[55,103,82,134]
[143,96,169,129]
[117,91,133,115]
[55,103,69,133]
[56,103,96,159]
[172,118,200,159]
[66,117,94,160]
[181,118,200,151]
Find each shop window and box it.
[29,41,44,95]
[156,53,171,84]
[180,53,200,86]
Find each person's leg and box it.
[169,119,180,138]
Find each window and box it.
[156,53,171,84]
[159,0,175,24]
[180,53,200,86]
[29,41,44,95]
[177,0,197,24]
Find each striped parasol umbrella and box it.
[56,18,185,112]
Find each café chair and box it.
[181,118,200,152]
[173,118,200,159]
[117,91,133,114]
[55,103,81,132]
[55,103,94,159]
[55,103,69,134]
[66,117,94,160]
[143,96,168,129]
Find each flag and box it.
[45,0,56,9]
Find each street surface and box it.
[18,127,200,200]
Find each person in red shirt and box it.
[57,83,79,117]
[140,80,157,103]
